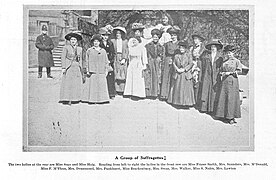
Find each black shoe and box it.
[47,75,54,78]
[38,74,42,78]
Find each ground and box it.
[27,69,251,151]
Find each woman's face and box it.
[162,16,169,25]
[70,37,77,46]
[193,37,201,45]
[211,45,217,52]
[134,29,142,37]
[145,19,151,26]
[101,34,109,41]
[152,34,159,43]
[93,39,100,47]
[171,34,178,41]
[179,46,185,54]
[226,51,234,58]
[116,31,122,39]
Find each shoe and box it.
[38,74,42,78]
[229,119,236,124]
[47,75,54,78]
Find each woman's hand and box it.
[62,69,66,74]
[120,59,126,65]
[178,68,185,73]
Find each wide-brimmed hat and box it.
[223,44,236,52]
[151,28,162,38]
[91,34,102,42]
[113,26,127,34]
[143,14,156,20]
[167,25,181,35]
[65,31,83,41]
[99,27,111,35]
[131,23,145,31]
[178,40,189,48]
[205,39,223,50]
[41,25,47,31]
[192,34,205,42]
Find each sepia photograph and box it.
[23,6,253,151]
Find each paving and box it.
[26,70,251,151]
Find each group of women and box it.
[59,14,242,124]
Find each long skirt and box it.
[160,56,173,99]
[114,53,127,92]
[144,58,161,97]
[60,62,82,102]
[124,58,146,98]
[82,73,109,103]
[214,76,241,119]
[106,66,116,98]
[167,73,195,106]
[197,81,216,113]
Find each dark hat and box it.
[131,23,145,31]
[178,40,189,48]
[41,25,47,31]
[167,25,181,35]
[113,26,127,34]
[205,39,223,50]
[91,34,102,42]
[192,34,205,42]
[151,28,162,38]
[99,27,111,35]
[223,44,236,52]
[65,31,82,41]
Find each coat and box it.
[214,57,242,119]
[197,50,223,112]
[35,34,54,67]
[167,52,195,106]
[59,45,83,102]
[144,42,165,97]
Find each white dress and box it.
[124,44,148,97]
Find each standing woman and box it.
[155,14,172,46]
[167,41,195,107]
[124,37,148,99]
[82,34,110,103]
[143,15,155,42]
[131,23,148,46]
[59,31,83,105]
[99,27,116,99]
[144,29,165,98]
[111,27,129,95]
[214,45,242,124]
[160,26,180,100]
[197,39,223,114]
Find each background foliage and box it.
[98,10,249,66]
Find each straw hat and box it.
[65,31,82,41]
[205,39,223,50]
[113,26,127,34]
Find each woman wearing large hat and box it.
[99,27,116,99]
[155,14,173,45]
[82,34,110,103]
[59,31,84,105]
[190,33,206,104]
[167,40,195,107]
[144,28,165,98]
[131,23,149,46]
[160,25,180,100]
[111,26,129,94]
[197,39,223,113]
[214,45,242,124]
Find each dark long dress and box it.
[160,41,179,99]
[197,50,223,113]
[100,40,116,98]
[214,57,242,119]
[144,42,165,97]
[167,52,195,106]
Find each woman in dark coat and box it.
[214,45,242,124]
[167,41,195,106]
[197,39,223,114]
[160,26,180,100]
[99,27,116,99]
[35,25,54,78]
[59,31,83,105]
[111,27,129,94]
[144,29,165,98]
[82,34,110,103]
